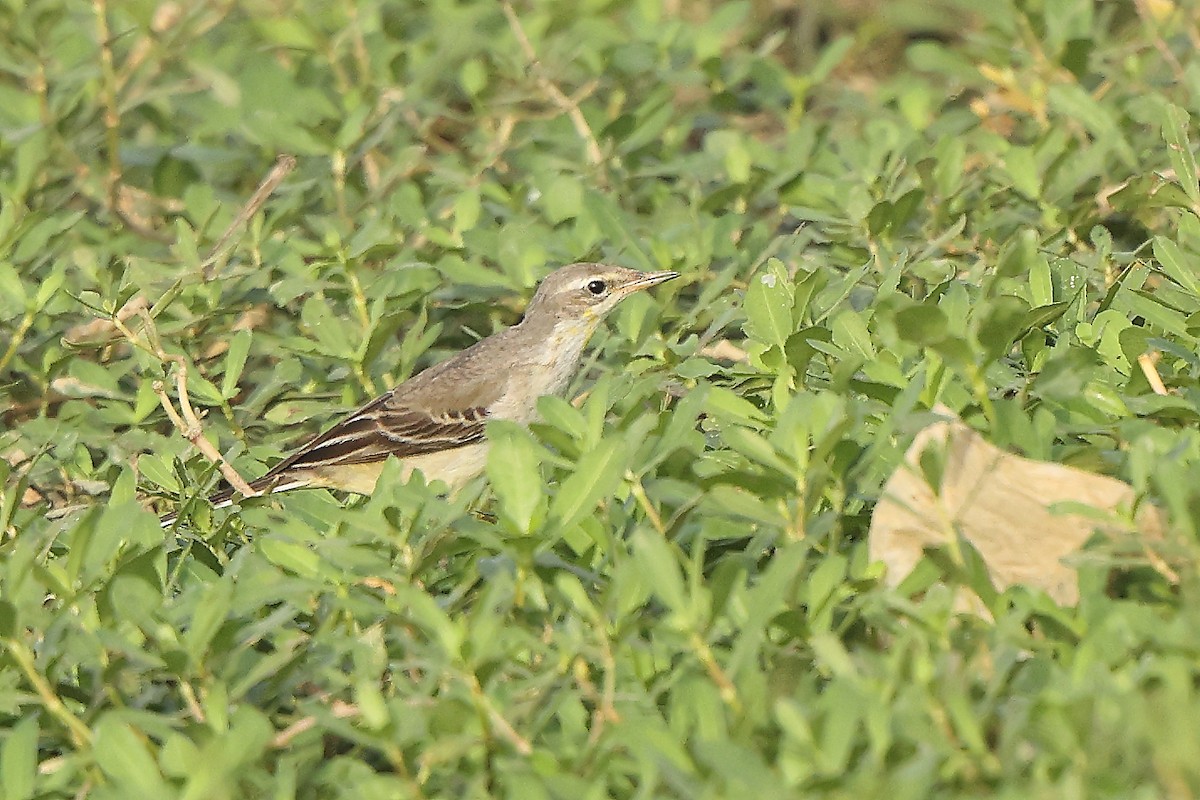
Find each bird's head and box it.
[525,262,679,325]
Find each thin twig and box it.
[627,472,666,536]
[3,637,93,750]
[464,670,533,755]
[1133,0,1186,83]
[500,0,604,168]
[1141,541,1181,586]
[1138,351,1169,396]
[201,154,297,280]
[93,1,171,243]
[63,294,149,346]
[151,364,257,498]
[111,310,258,498]
[690,632,741,713]
[92,0,123,222]
[581,637,620,752]
[271,700,359,748]
[0,310,35,374]
[179,680,207,724]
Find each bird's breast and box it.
[491,318,598,422]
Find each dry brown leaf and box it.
[699,339,749,362]
[870,409,1165,611]
[63,295,149,346]
[202,304,271,359]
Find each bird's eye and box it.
[586,280,607,296]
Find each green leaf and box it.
[1107,173,1196,211]
[452,188,482,235]
[1047,83,1137,168]
[221,329,253,399]
[183,575,233,666]
[809,35,854,83]
[831,309,876,360]
[138,453,180,491]
[784,325,832,375]
[485,421,545,534]
[93,716,171,798]
[976,294,1031,360]
[705,130,753,183]
[300,296,356,359]
[541,174,584,223]
[703,386,769,428]
[12,211,84,263]
[0,262,27,321]
[743,258,794,351]
[1029,249,1054,306]
[727,544,806,677]
[719,426,792,475]
[33,264,65,310]
[1152,236,1199,296]
[894,303,948,345]
[535,394,587,444]
[1018,301,1071,336]
[580,191,653,270]
[355,678,389,731]
[1162,102,1200,207]
[258,537,322,579]
[630,528,689,622]
[1,714,37,800]
[995,228,1039,280]
[1003,145,1041,198]
[550,438,628,530]
[153,154,202,198]
[1118,291,1192,339]
[459,58,488,97]
[184,371,228,408]
[699,485,784,526]
[395,585,463,658]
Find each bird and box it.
[162,262,678,525]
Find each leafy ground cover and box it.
[3,0,1200,796]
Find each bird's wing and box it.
[189,396,489,510]
[258,331,522,482]
[263,393,490,476]
[206,331,519,500]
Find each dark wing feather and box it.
[262,398,489,476]
[202,328,515,503]
[196,400,488,507]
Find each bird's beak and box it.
[621,270,680,294]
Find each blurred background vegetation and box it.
[3,0,1200,797]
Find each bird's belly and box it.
[305,443,490,495]
[403,443,491,489]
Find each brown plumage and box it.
[163,262,678,524]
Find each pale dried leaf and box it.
[700,339,749,362]
[202,304,271,359]
[63,295,148,345]
[870,409,1164,611]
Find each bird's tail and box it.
[158,472,309,528]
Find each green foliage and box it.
[3,0,1200,796]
